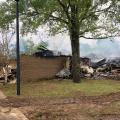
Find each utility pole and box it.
[15,0,21,95]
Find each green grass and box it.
[0,79,120,98]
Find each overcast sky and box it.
[0,0,5,2]
[19,26,120,58]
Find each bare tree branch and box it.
[80,35,120,40]
[57,0,71,21]
[49,14,68,24]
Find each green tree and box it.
[36,41,48,52]
[0,0,119,82]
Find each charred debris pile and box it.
[56,57,120,80]
[92,58,120,80]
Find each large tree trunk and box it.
[69,3,81,83]
[70,28,81,83]
[69,16,81,83]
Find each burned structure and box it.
[0,54,16,84]
[56,56,120,80]
[56,56,93,78]
[91,58,120,80]
[1,49,120,82]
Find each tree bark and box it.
[71,33,80,83]
[70,28,81,83]
[69,4,81,83]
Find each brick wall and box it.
[20,55,66,81]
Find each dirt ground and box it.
[0,92,120,120]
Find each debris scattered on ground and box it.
[0,66,16,84]
[56,57,120,80]
[56,68,71,78]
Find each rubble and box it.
[1,56,119,81]
[56,57,94,78]
[92,58,106,69]
[81,65,94,75]
[92,58,120,80]
[0,66,16,84]
[56,68,71,78]
[56,57,120,80]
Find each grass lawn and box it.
[1,79,120,98]
[1,79,120,120]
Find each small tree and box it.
[0,29,14,59]
[0,25,15,83]
[0,53,8,83]
[36,41,48,52]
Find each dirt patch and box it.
[0,92,119,120]
[3,92,120,108]
[0,90,6,99]
[95,114,120,120]
[0,107,29,120]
